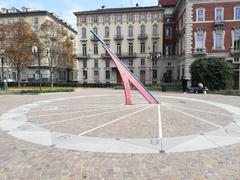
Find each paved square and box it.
[0,88,240,179]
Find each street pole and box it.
[38,48,42,91]
[1,57,3,90]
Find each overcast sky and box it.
[0,0,158,29]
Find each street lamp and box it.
[32,45,42,91]
[0,50,5,91]
[146,52,161,84]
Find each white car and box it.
[4,79,16,82]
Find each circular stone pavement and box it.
[1,90,240,154]
[0,88,240,179]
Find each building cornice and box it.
[73,6,164,16]
[0,10,77,34]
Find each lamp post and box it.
[0,50,5,91]
[146,52,161,84]
[32,45,42,91]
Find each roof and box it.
[159,0,177,6]
[74,6,163,16]
[0,9,77,34]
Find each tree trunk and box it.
[51,71,54,88]
[17,70,21,87]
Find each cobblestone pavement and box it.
[0,88,240,179]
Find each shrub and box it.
[190,57,234,91]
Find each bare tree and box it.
[63,36,74,82]
[2,21,39,87]
[40,20,68,87]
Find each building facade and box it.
[160,0,240,89]
[74,6,166,84]
[0,7,78,83]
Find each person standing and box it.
[181,77,188,93]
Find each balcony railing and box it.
[75,54,90,59]
[138,34,148,40]
[151,34,160,39]
[192,48,207,56]
[230,47,240,56]
[114,35,124,41]
[91,36,98,41]
[101,53,137,58]
[214,20,224,27]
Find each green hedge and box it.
[19,88,74,94]
[210,90,240,96]
[114,83,182,92]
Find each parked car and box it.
[4,79,16,82]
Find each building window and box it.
[117,43,121,55]
[8,19,14,24]
[32,17,39,26]
[106,70,110,79]
[106,59,110,67]
[94,59,98,68]
[82,44,87,56]
[128,13,133,21]
[165,46,170,57]
[83,70,88,79]
[153,59,157,66]
[139,13,146,21]
[233,31,240,50]
[196,8,205,21]
[152,13,159,20]
[140,25,145,35]
[81,17,87,23]
[129,43,133,55]
[141,58,145,66]
[93,16,98,23]
[215,8,224,21]
[215,30,223,49]
[104,15,110,23]
[153,70,157,79]
[0,19,4,25]
[83,59,87,68]
[82,28,86,38]
[153,42,158,53]
[93,27,98,34]
[128,25,133,37]
[115,14,122,22]
[129,59,133,66]
[234,7,240,20]
[105,26,109,38]
[165,27,172,39]
[196,31,204,49]
[116,26,121,37]
[141,42,145,53]
[94,44,98,55]
[153,24,158,36]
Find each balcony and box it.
[230,48,240,56]
[80,36,87,41]
[192,48,207,56]
[118,53,137,58]
[214,20,224,27]
[138,34,148,40]
[75,54,90,59]
[151,34,160,39]
[101,53,110,59]
[114,35,124,41]
[91,36,98,41]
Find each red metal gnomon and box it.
[90,30,159,105]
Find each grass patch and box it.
[19,88,74,94]
[210,89,240,96]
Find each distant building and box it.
[74,5,166,84]
[0,7,78,83]
[159,0,240,89]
